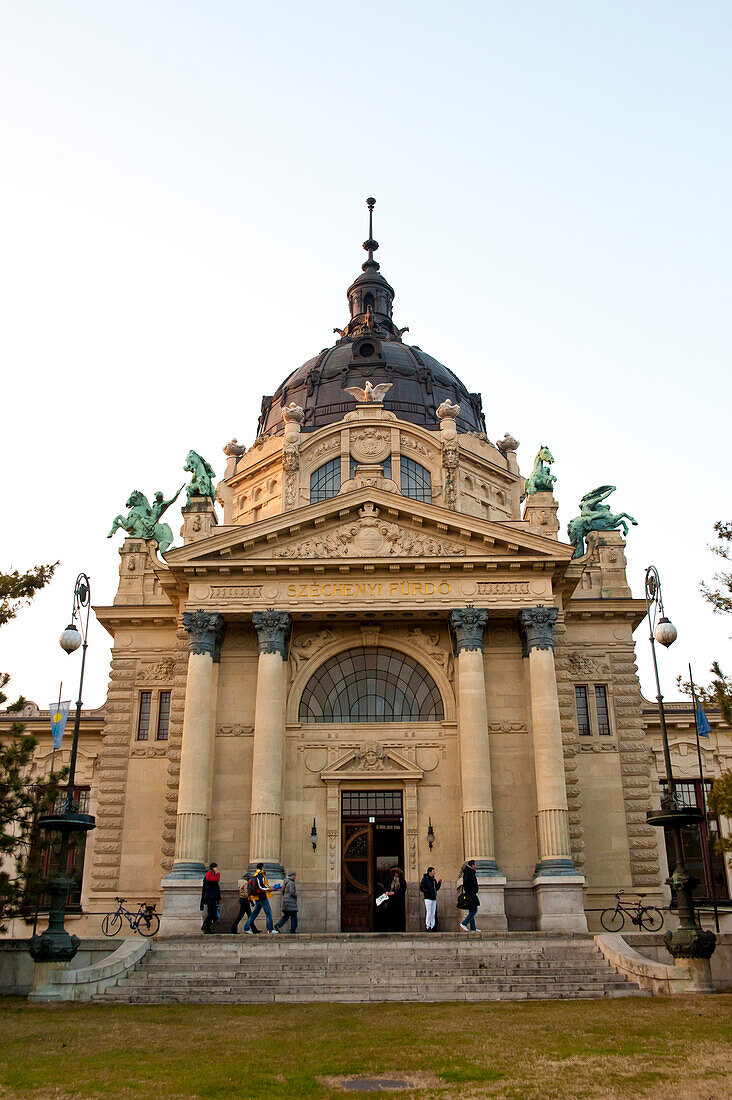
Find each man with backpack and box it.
[243,862,282,934]
[230,871,261,934]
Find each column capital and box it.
[449,607,489,652]
[519,605,558,654]
[252,609,291,658]
[182,610,226,660]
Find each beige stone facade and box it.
[3,232,732,940]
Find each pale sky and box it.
[1,1,730,710]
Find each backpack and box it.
[247,877,260,899]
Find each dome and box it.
[256,199,486,439]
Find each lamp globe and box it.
[654,617,678,648]
[59,624,82,654]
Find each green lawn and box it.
[0,995,730,1099]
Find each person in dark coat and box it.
[385,867,406,931]
[230,871,260,934]
[274,871,299,933]
[419,866,442,931]
[200,862,221,934]
[459,859,480,933]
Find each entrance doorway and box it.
[341,790,404,932]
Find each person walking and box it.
[200,862,221,934]
[419,866,442,931]
[274,871,299,933]
[230,871,261,934]
[243,862,281,934]
[458,859,480,932]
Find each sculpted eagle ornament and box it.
[343,380,393,404]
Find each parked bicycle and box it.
[600,890,663,932]
[102,897,160,937]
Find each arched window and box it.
[401,457,432,502]
[299,646,444,723]
[363,292,375,313]
[311,458,341,502]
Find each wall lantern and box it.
[427,817,435,851]
[310,818,318,851]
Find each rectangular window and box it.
[137,691,152,740]
[575,686,590,736]
[156,691,171,741]
[595,685,611,735]
[342,790,403,818]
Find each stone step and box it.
[95,934,643,1004]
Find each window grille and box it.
[299,647,444,723]
[595,685,611,736]
[342,791,403,818]
[137,692,152,740]
[401,457,431,502]
[156,691,171,741]
[311,458,341,502]
[575,686,590,736]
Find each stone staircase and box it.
[95,933,645,1003]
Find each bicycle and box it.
[102,897,160,937]
[600,890,664,932]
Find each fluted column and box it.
[519,606,577,875]
[449,608,500,876]
[249,609,291,876]
[169,610,225,878]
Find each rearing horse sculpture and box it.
[567,485,638,558]
[525,445,557,495]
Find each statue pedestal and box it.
[522,492,559,538]
[180,496,218,544]
[585,531,631,597]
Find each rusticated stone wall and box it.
[611,643,662,887]
[553,622,586,871]
[89,654,136,892]
[160,624,189,873]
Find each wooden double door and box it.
[341,815,405,932]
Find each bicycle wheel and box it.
[101,912,122,937]
[639,906,664,932]
[135,913,160,937]
[600,907,625,932]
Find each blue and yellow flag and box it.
[695,704,712,739]
[49,701,71,748]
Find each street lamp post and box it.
[29,574,96,964]
[644,565,715,963]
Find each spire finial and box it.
[363,196,379,269]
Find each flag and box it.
[49,701,71,748]
[695,704,712,739]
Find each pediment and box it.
[164,487,574,568]
[320,741,424,782]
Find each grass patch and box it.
[438,1065,504,1082]
[0,995,730,1099]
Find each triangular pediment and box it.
[164,487,574,568]
[320,741,424,782]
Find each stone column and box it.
[160,610,224,934]
[519,605,587,932]
[249,609,291,880]
[450,608,506,930]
